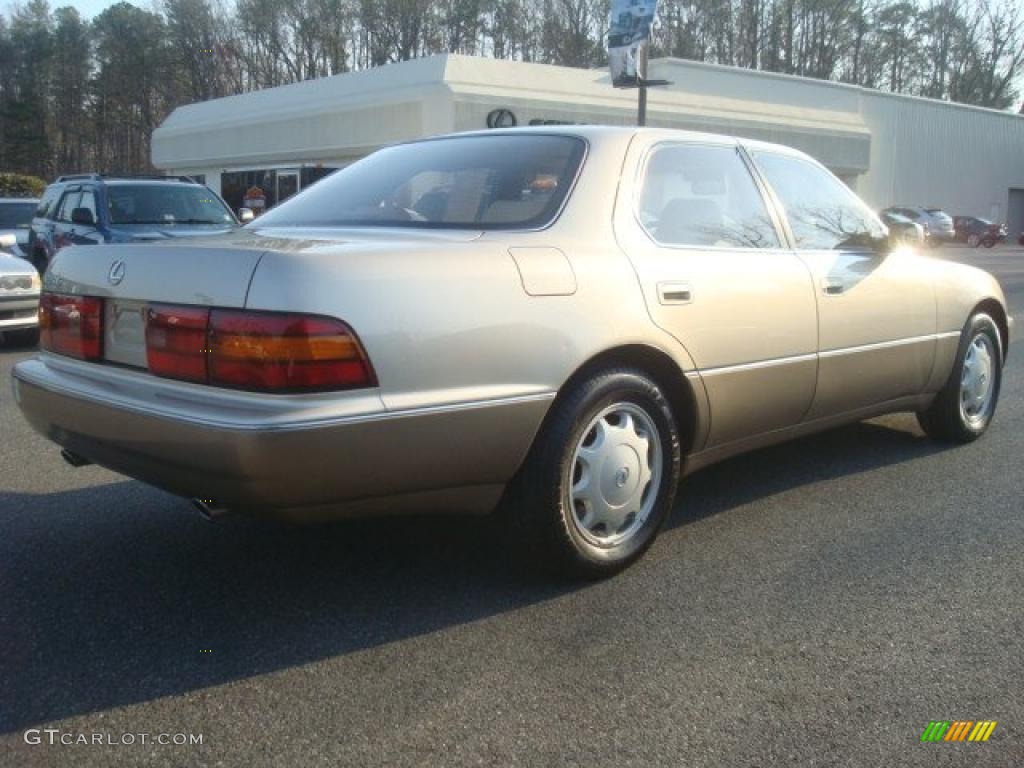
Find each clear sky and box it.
[4,0,149,20]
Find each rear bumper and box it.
[12,356,552,517]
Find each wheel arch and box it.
[974,298,1009,362]
[552,343,702,453]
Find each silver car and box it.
[12,127,1012,577]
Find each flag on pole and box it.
[607,0,658,87]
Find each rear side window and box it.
[253,135,586,230]
[638,143,780,248]
[753,152,885,250]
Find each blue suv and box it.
[29,174,241,272]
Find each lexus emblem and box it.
[107,260,126,286]
[486,108,517,129]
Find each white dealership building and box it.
[152,53,1024,234]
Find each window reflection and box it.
[753,153,886,250]
[639,143,781,249]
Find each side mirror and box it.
[238,207,255,223]
[0,233,15,250]
[71,207,95,226]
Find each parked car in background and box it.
[878,210,925,246]
[29,174,241,273]
[953,216,1007,248]
[0,197,39,259]
[880,206,956,247]
[0,235,41,345]
[13,127,1012,577]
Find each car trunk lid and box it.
[45,236,267,367]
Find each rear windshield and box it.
[253,134,587,230]
[0,201,36,228]
[106,184,236,226]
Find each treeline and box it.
[1,0,1022,179]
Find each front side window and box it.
[253,135,586,230]
[753,152,885,250]
[105,184,235,225]
[36,187,61,219]
[638,143,780,248]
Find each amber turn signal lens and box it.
[209,310,376,392]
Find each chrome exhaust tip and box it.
[192,498,232,522]
[60,448,92,468]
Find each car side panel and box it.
[610,132,819,448]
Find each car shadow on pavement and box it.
[670,415,947,528]
[0,415,946,734]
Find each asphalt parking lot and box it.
[1,246,1022,767]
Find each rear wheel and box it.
[917,312,1002,442]
[508,368,681,579]
[967,233,980,248]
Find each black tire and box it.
[506,368,681,579]
[967,233,980,248]
[917,312,1002,443]
[982,238,996,248]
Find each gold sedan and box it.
[13,127,1012,577]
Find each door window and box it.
[56,190,82,222]
[78,190,97,224]
[753,152,885,250]
[638,143,781,249]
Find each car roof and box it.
[412,125,818,163]
[101,180,201,187]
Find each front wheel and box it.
[508,368,681,579]
[917,312,1002,442]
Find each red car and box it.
[953,216,1007,248]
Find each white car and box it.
[0,197,38,260]
[0,234,41,344]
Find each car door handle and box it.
[822,279,845,296]
[658,282,693,305]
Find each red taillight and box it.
[209,310,375,392]
[141,305,375,393]
[39,293,103,360]
[146,304,211,383]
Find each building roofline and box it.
[648,56,1024,121]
